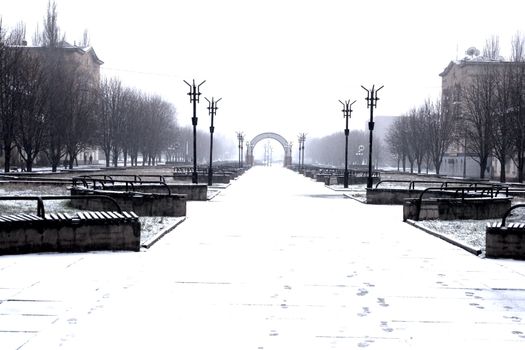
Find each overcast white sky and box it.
[2,0,525,143]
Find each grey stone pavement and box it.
[1,166,525,349]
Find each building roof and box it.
[439,58,510,77]
[10,41,103,65]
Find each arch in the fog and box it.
[247,132,292,166]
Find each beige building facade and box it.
[439,57,521,180]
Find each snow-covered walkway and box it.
[1,166,525,349]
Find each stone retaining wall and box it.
[0,217,140,254]
[173,174,231,184]
[70,188,186,216]
[403,197,512,221]
[91,184,207,201]
[486,225,525,260]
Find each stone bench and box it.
[173,173,231,184]
[403,187,512,221]
[0,210,140,255]
[70,187,186,217]
[486,204,525,260]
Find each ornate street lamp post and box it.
[339,99,356,188]
[206,97,221,186]
[297,133,307,171]
[361,84,383,189]
[184,79,205,184]
[236,132,244,168]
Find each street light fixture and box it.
[205,97,221,186]
[361,84,383,189]
[184,79,206,184]
[339,99,356,188]
[236,132,245,168]
[298,133,307,171]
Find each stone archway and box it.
[246,132,292,167]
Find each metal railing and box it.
[501,204,525,227]
[376,179,509,192]
[72,177,172,195]
[414,186,509,221]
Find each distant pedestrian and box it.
[89,155,93,164]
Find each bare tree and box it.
[425,99,454,175]
[14,57,47,172]
[386,118,407,171]
[406,108,427,174]
[492,63,515,182]
[462,63,497,179]
[0,21,28,171]
[483,36,501,60]
[510,33,525,182]
[97,77,125,167]
[64,76,97,169]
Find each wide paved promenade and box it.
[1,166,525,349]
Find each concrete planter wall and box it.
[88,184,207,201]
[403,197,512,221]
[0,217,141,255]
[70,188,186,217]
[173,174,231,184]
[486,225,525,260]
[336,176,378,186]
[368,188,476,205]
[367,188,418,205]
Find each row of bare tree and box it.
[306,130,384,168]
[386,35,525,182]
[386,99,453,175]
[1,3,235,173]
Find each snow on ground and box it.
[1,166,525,349]
[330,180,525,254]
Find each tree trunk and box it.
[499,158,506,182]
[3,140,13,172]
[519,153,525,183]
[25,159,32,172]
[104,149,110,167]
[479,158,487,179]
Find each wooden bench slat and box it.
[108,212,120,220]
[9,214,26,221]
[93,212,105,220]
[112,212,125,219]
[27,214,43,221]
[18,214,35,221]
[100,212,112,220]
[97,212,107,220]
[7,215,23,221]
